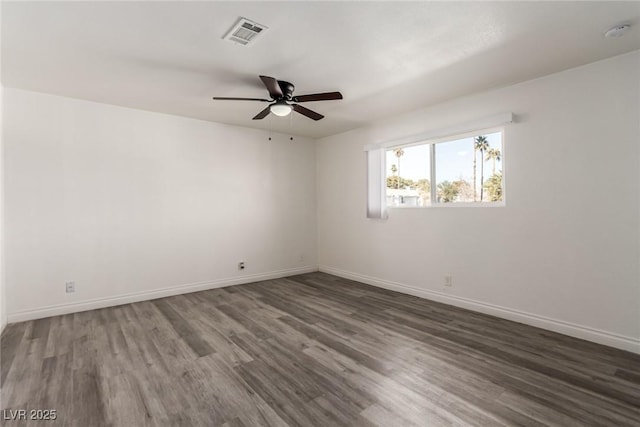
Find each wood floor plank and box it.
[0,322,27,387]
[2,272,639,426]
[153,299,214,358]
[71,360,107,427]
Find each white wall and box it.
[0,1,6,333]
[0,82,4,333]
[317,51,640,353]
[0,83,4,334]
[4,89,317,321]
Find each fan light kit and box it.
[270,101,293,117]
[604,24,631,38]
[213,75,343,121]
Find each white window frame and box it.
[365,113,512,218]
[384,126,506,208]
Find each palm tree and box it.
[437,181,459,203]
[388,164,398,189]
[394,149,404,189]
[485,148,502,175]
[386,164,397,188]
[474,136,489,201]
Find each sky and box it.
[386,131,502,184]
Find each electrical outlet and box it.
[444,275,453,287]
[238,262,245,271]
[66,281,76,293]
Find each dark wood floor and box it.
[1,272,639,426]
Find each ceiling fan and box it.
[213,75,343,121]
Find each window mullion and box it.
[429,144,436,204]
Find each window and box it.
[386,144,431,207]
[385,130,503,206]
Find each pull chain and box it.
[289,109,294,141]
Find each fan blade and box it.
[252,106,271,120]
[292,104,324,121]
[213,97,270,102]
[259,75,283,99]
[292,91,343,103]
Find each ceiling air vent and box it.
[223,18,268,46]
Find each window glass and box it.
[385,145,431,207]
[385,130,503,206]
[434,131,502,203]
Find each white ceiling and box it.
[3,1,639,138]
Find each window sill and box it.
[386,201,505,209]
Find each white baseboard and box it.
[7,266,319,323]
[319,265,640,354]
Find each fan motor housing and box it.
[277,80,295,100]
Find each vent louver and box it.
[223,18,268,46]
